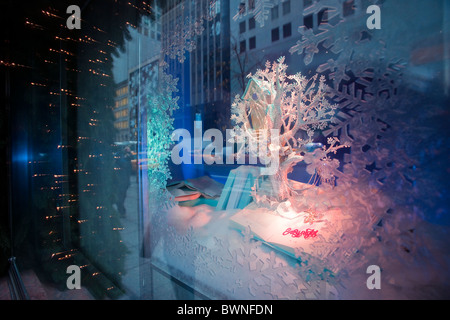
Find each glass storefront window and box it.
[1,0,449,301]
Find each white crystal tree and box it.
[231,56,348,210]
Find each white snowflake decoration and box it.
[162,0,218,63]
[231,56,348,211]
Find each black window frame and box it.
[239,20,246,34]
[249,16,255,30]
[239,39,246,53]
[282,0,291,15]
[249,36,256,50]
[271,27,279,42]
[283,22,292,38]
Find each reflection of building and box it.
[128,57,160,140]
[161,0,192,132]
[112,10,162,143]
[230,0,299,97]
[188,0,231,132]
[161,0,231,132]
[114,81,129,141]
[229,0,357,97]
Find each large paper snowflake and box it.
[287,0,449,289]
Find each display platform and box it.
[149,191,353,300]
[229,202,345,261]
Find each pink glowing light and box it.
[282,228,318,239]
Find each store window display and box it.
[1,0,449,301]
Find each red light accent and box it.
[282,228,318,239]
